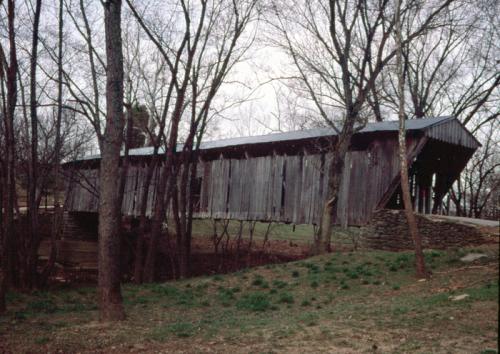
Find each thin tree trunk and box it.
[0,0,18,313]
[142,162,170,283]
[41,0,64,285]
[98,0,126,321]
[142,89,188,282]
[118,104,133,204]
[133,152,158,283]
[395,0,427,279]
[26,0,43,290]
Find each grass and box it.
[189,219,362,246]
[0,244,498,353]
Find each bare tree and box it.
[395,0,427,279]
[98,0,125,321]
[450,121,499,218]
[268,0,454,254]
[127,0,257,281]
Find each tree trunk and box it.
[313,130,352,254]
[0,0,18,314]
[143,89,187,282]
[26,0,42,290]
[40,0,64,286]
[395,0,427,279]
[142,163,170,283]
[98,0,125,321]
[133,151,158,283]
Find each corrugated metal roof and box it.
[77,116,456,161]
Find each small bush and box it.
[292,270,300,278]
[310,280,320,288]
[301,300,311,307]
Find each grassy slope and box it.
[0,244,498,354]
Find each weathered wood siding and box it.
[63,117,480,226]
[65,136,423,225]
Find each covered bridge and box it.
[63,116,480,227]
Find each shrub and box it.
[292,270,300,278]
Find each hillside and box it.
[1,243,498,353]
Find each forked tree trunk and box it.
[395,0,427,279]
[98,0,126,321]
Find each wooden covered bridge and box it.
[63,116,480,227]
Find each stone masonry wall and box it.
[362,209,488,251]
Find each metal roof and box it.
[76,116,460,161]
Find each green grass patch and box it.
[236,292,271,312]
